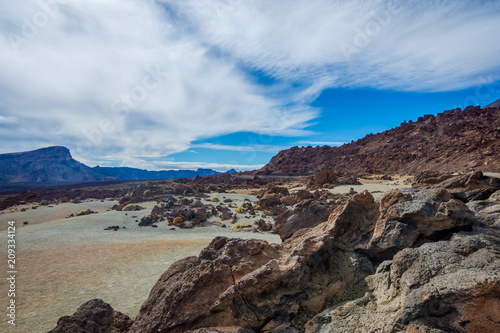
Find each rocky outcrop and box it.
[274,199,334,241]
[129,237,281,332]
[467,200,500,230]
[306,229,500,333]
[414,171,500,202]
[50,188,499,333]
[358,188,476,262]
[48,299,132,333]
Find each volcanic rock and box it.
[256,106,500,175]
[359,188,475,261]
[306,229,500,333]
[274,199,334,241]
[48,298,132,333]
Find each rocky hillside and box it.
[0,146,106,185]
[257,104,500,176]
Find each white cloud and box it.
[1,0,499,168]
[0,0,317,163]
[166,0,500,92]
[191,143,286,153]
[151,160,264,172]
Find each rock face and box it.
[48,299,132,333]
[256,106,500,175]
[50,188,500,333]
[306,229,500,333]
[129,237,281,332]
[359,188,476,262]
[274,199,334,241]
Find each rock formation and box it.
[50,186,500,332]
[49,299,133,333]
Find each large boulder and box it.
[129,237,281,332]
[359,188,476,261]
[258,193,282,208]
[274,199,334,241]
[130,193,379,332]
[306,229,500,333]
[48,299,132,333]
[467,200,500,229]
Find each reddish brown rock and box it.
[274,199,334,241]
[360,188,475,261]
[48,299,132,333]
[258,193,282,208]
[256,106,500,176]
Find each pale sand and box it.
[0,183,414,333]
[0,194,280,333]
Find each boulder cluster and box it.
[50,179,500,332]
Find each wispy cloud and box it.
[191,143,287,153]
[167,0,500,92]
[1,0,499,167]
[0,0,317,163]
[152,161,264,172]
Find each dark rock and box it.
[48,298,132,333]
[274,199,334,241]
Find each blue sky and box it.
[0,0,499,171]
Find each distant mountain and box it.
[483,98,500,109]
[0,146,108,185]
[0,146,222,192]
[257,105,500,176]
[92,166,220,180]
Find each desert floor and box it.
[0,182,412,333]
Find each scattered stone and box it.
[104,226,120,231]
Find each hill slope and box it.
[257,105,500,176]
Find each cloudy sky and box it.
[1,0,499,171]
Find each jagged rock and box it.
[306,229,500,333]
[221,210,233,221]
[48,299,132,333]
[258,193,282,208]
[53,189,499,333]
[129,237,280,332]
[415,171,500,202]
[211,221,227,228]
[359,188,475,261]
[490,189,500,202]
[467,200,500,229]
[138,216,153,226]
[254,219,272,232]
[274,199,334,241]
[280,195,297,206]
[307,170,337,188]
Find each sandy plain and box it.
[0,181,412,333]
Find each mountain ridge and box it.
[256,104,500,176]
[0,146,222,191]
